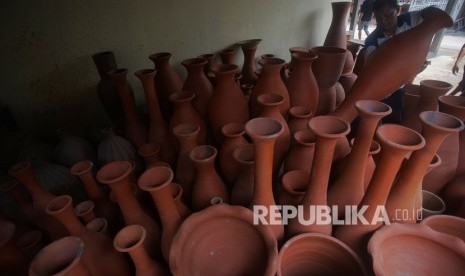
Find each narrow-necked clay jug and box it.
[231,144,255,207]
[287,106,312,137]
[283,129,316,174]
[219,122,248,185]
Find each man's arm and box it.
[453,44,465,75]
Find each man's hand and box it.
[453,63,460,75]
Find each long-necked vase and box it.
[219,122,248,186]
[231,144,255,207]
[238,39,262,86]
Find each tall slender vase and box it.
[279,170,309,207]
[114,225,169,276]
[331,8,453,123]
[287,106,313,137]
[208,64,250,144]
[328,100,391,218]
[138,166,182,262]
[386,111,464,223]
[238,39,262,86]
[250,58,290,117]
[231,144,255,207]
[135,69,176,165]
[149,52,183,124]
[219,123,248,185]
[287,116,350,237]
[8,162,68,241]
[311,46,347,116]
[334,124,425,259]
[108,69,147,149]
[46,195,131,276]
[181,58,213,121]
[283,129,316,174]
[96,161,162,260]
[245,117,284,242]
[286,51,319,113]
[323,1,352,48]
[92,51,124,123]
[190,145,229,211]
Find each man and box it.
[358,0,374,39]
[364,0,430,123]
[452,43,465,96]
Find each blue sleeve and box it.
[364,28,382,48]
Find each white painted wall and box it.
[0,0,337,140]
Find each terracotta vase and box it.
[231,144,255,207]
[323,1,352,48]
[238,39,262,86]
[245,117,284,241]
[402,80,453,132]
[70,160,120,232]
[138,142,161,168]
[208,64,250,144]
[92,51,124,123]
[331,8,453,123]
[8,162,68,241]
[0,179,34,226]
[96,161,162,260]
[334,124,425,259]
[197,53,216,84]
[53,130,96,168]
[29,236,91,276]
[257,93,291,173]
[219,47,237,64]
[402,83,421,122]
[149,52,183,123]
[170,183,192,220]
[334,81,346,107]
[277,233,367,276]
[241,83,253,100]
[45,195,131,276]
[0,221,28,275]
[181,58,213,121]
[250,57,290,117]
[86,218,109,237]
[279,170,309,206]
[16,230,45,260]
[287,47,308,77]
[421,214,465,242]
[219,122,248,185]
[368,223,465,276]
[138,166,182,262]
[338,73,358,95]
[328,100,391,219]
[287,106,312,137]
[190,145,229,211]
[421,190,446,218]
[386,111,464,223]
[286,51,319,113]
[169,204,278,276]
[135,69,176,165]
[283,129,315,174]
[287,116,350,237]
[169,90,208,145]
[114,224,169,276]
[311,46,347,116]
[172,123,200,204]
[74,200,96,224]
[97,128,139,167]
[108,69,147,149]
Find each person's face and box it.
[374,4,398,32]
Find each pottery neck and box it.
[183,58,207,78]
[78,170,103,201]
[136,70,164,124]
[92,51,117,81]
[47,197,84,236]
[108,179,146,223]
[11,163,51,201]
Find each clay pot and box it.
[277,233,367,276]
[338,73,358,95]
[311,46,347,116]
[190,145,229,211]
[334,81,345,107]
[386,111,463,223]
[287,116,350,237]
[181,58,213,121]
[169,183,191,220]
[368,223,465,276]
[283,129,315,174]
[279,170,309,206]
[197,53,216,83]
[108,69,148,149]
[238,39,262,86]
[46,195,131,276]
[219,47,237,64]
[287,47,308,76]
[138,166,182,261]
[16,230,45,260]
[421,214,465,242]
[231,144,255,207]
[138,142,161,168]
[29,236,90,276]
[287,106,312,137]
[92,51,124,123]
[208,64,250,144]
[149,52,183,123]
[53,130,96,168]
[323,1,352,48]
[332,8,453,123]
[286,51,319,112]
[422,190,446,218]
[0,221,28,275]
[334,124,425,259]
[245,117,284,241]
[74,200,96,224]
[169,204,278,276]
[86,218,109,237]
[135,69,176,165]
[96,161,162,260]
[97,128,139,167]
[219,122,248,185]
[250,58,290,117]
[114,225,169,276]
[328,100,392,219]
[8,162,68,241]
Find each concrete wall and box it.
[0,0,337,140]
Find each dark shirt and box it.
[359,0,373,21]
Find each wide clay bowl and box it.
[368,223,465,275]
[278,233,367,276]
[421,214,465,242]
[169,204,278,276]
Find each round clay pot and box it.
[421,214,465,242]
[278,233,367,276]
[169,204,278,276]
